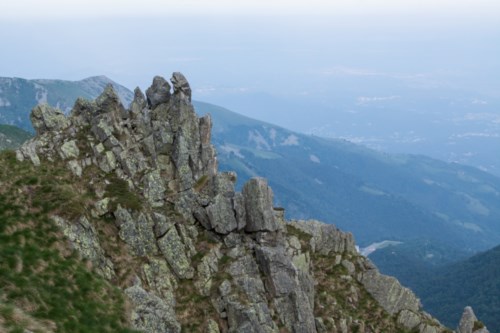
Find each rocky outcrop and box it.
[30,104,69,135]
[457,306,490,333]
[16,72,484,333]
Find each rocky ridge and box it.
[16,72,487,332]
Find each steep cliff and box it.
[8,72,486,332]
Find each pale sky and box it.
[1,0,499,19]
[0,0,498,103]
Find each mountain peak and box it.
[11,72,482,332]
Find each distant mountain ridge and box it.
[2,76,500,253]
[0,76,133,131]
[193,101,500,253]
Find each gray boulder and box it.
[30,104,69,135]
[255,245,316,332]
[157,227,194,279]
[206,194,238,234]
[146,76,171,109]
[125,282,181,333]
[171,72,192,102]
[360,266,420,315]
[243,178,280,232]
[288,220,356,255]
[96,84,128,120]
[131,87,147,115]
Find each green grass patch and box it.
[193,175,209,192]
[105,173,142,211]
[286,224,312,249]
[0,150,138,333]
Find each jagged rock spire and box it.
[457,306,490,333]
[171,72,192,102]
[145,76,171,109]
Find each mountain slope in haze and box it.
[373,243,500,332]
[194,101,500,253]
[0,124,32,150]
[3,76,500,254]
[0,76,133,131]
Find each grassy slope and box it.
[0,125,33,150]
[0,150,136,333]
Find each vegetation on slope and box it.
[0,125,32,150]
[414,245,500,332]
[372,241,500,331]
[0,150,136,333]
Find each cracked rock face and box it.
[16,72,481,333]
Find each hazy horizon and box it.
[1,0,499,174]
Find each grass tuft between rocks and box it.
[0,150,138,333]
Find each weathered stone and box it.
[457,306,490,333]
[342,260,356,275]
[146,76,171,109]
[226,300,268,333]
[70,97,98,126]
[131,87,147,115]
[98,150,117,173]
[92,118,115,143]
[419,323,442,333]
[289,219,356,254]
[93,142,106,155]
[157,227,194,279]
[59,140,80,159]
[206,319,220,333]
[16,140,41,166]
[195,245,222,295]
[152,212,173,238]
[255,245,316,332]
[206,194,238,234]
[177,224,198,257]
[143,258,177,302]
[143,169,166,207]
[93,197,111,217]
[67,159,82,177]
[397,309,422,330]
[199,114,212,146]
[243,178,280,232]
[171,72,192,102]
[114,207,157,256]
[96,84,127,120]
[233,192,247,230]
[125,282,181,333]
[30,104,69,135]
[361,266,420,315]
[213,172,237,194]
[52,215,114,279]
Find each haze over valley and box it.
[1,0,499,332]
